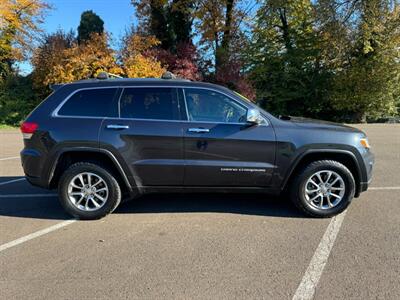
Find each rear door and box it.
[100,87,185,187]
[182,87,276,187]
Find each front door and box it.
[182,88,276,187]
[100,87,185,187]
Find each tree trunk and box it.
[216,0,234,77]
[353,111,367,123]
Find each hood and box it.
[281,116,362,133]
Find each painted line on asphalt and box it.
[0,220,77,253]
[0,156,20,161]
[0,193,57,198]
[292,210,347,300]
[369,186,400,190]
[0,178,25,186]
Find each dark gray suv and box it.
[20,74,374,219]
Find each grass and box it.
[0,124,19,130]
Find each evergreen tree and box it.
[77,10,104,44]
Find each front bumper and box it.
[358,149,374,195]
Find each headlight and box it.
[360,138,370,149]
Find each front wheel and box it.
[58,162,121,220]
[290,160,355,218]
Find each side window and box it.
[120,88,180,120]
[58,88,118,117]
[184,88,247,123]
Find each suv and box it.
[20,74,374,219]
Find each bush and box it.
[0,75,42,126]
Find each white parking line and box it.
[369,186,400,190]
[292,210,347,300]
[0,220,76,253]
[0,156,20,161]
[0,178,25,186]
[0,193,57,198]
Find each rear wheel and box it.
[58,162,121,220]
[290,160,355,218]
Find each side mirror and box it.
[246,108,262,125]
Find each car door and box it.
[100,87,185,187]
[182,87,276,187]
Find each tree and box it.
[77,10,104,44]
[324,0,400,122]
[31,30,75,94]
[248,0,330,116]
[149,41,202,80]
[32,32,122,86]
[0,74,40,126]
[120,32,165,78]
[0,0,49,79]
[131,0,194,51]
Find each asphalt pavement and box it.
[0,124,399,299]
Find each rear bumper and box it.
[25,174,48,189]
[21,149,49,189]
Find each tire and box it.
[58,162,121,220]
[290,160,355,218]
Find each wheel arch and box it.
[48,148,134,195]
[282,149,363,197]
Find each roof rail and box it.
[96,72,123,80]
[161,71,177,80]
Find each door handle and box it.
[106,124,129,130]
[188,128,210,133]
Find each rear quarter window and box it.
[57,88,118,117]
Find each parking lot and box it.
[0,124,399,299]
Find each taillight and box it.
[20,122,38,139]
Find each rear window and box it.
[58,88,118,117]
[119,88,180,120]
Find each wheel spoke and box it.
[92,180,102,187]
[316,173,323,184]
[309,179,319,188]
[306,188,319,194]
[319,195,324,207]
[88,173,91,186]
[76,195,85,205]
[330,193,341,199]
[95,187,107,193]
[78,174,85,187]
[330,177,340,186]
[326,195,333,207]
[90,197,101,208]
[309,193,321,202]
[69,192,83,196]
[94,193,106,202]
[325,171,332,183]
[330,187,344,191]
[71,183,81,189]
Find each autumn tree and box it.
[32,32,122,86]
[31,30,75,93]
[0,0,49,79]
[77,10,104,44]
[120,32,165,78]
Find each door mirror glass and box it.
[246,108,263,124]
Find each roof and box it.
[58,77,229,92]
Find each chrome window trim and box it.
[52,85,269,126]
[52,86,120,118]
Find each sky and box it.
[19,0,136,74]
